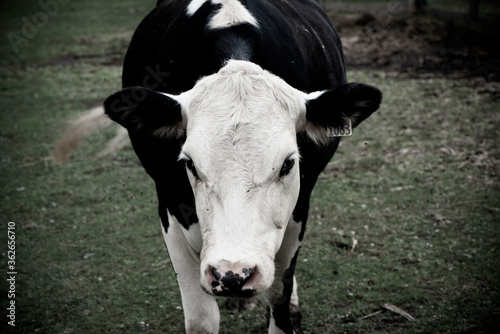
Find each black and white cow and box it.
[103,0,381,333]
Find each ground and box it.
[332,9,500,83]
[0,1,499,333]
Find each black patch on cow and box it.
[126,131,198,232]
[293,135,341,240]
[205,24,258,63]
[272,249,301,334]
[156,174,199,232]
[291,311,303,334]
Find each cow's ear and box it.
[301,83,382,143]
[103,86,186,138]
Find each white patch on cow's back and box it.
[186,0,209,16]
[209,0,259,29]
[186,0,259,29]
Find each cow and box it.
[101,0,382,333]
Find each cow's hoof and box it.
[291,311,303,334]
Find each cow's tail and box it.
[52,106,128,164]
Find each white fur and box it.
[290,275,300,314]
[268,217,303,333]
[159,60,328,332]
[208,0,259,29]
[187,0,259,29]
[161,215,220,333]
[164,61,324,294]
[179,61,304,295]
[186,0,208,15]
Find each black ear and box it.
[306,83,382,130]
[103,86,184,137]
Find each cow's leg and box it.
[161,216,220,334]
[290,275,302,332]
[268,218,303,334]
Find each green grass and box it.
[298,71,500,333]
[1,1,499,333]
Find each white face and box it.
[178,61,307,296]
[103,57,380,296]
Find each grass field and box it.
[1,0,499,333]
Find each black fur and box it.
[103,86,182,135]
[272,249,300,334]
[306,83,382,130]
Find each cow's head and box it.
[104,60,381,297]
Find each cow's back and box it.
[123,0,345,92]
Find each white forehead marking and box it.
[186,0,259,29]
[209,0,259,29]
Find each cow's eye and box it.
[280,156,295,177]
[185,159,199,179]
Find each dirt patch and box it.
[330,12,500,84]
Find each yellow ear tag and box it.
[327,118,352,137]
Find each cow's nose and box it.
[208,264,257,297]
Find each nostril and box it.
[220,267,254,289]
[242,267,254,280]
[221,271,243,290]
[211,266,222,280]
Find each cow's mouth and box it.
[212,286,257,298]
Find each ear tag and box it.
[327,117,352,137]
